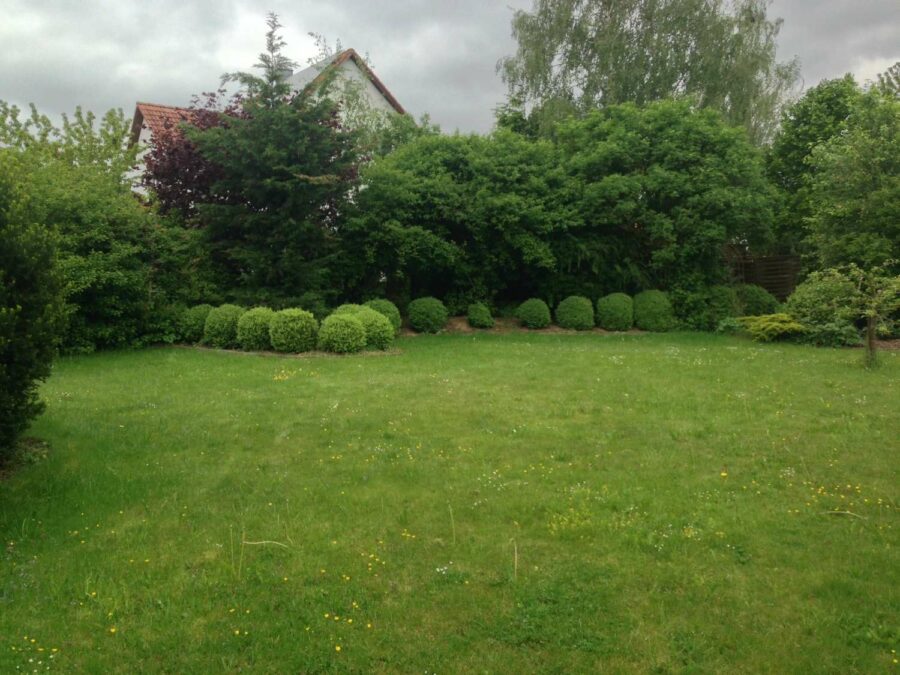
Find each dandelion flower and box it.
[335,645,342,652]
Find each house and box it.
[129,48,406,177]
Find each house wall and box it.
[334,59,397,114]
[128,124,154,192]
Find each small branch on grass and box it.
[510,538,518,581]
[822,510,866,520]
[449,504,456,546]
[242,539,290,549]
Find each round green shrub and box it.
[516,298,551,329]
[555,296,594,330]
[736,284,779,316]
[179,304,213,343]
[333,303,365,315]
[407,297,448,333]
[203,304,245,348]
[676,286,741,331]
[785,270,860,327]
[467,302,494,329]
[596,293,633,331]
[236,307,275,351]
[317,314,367,353]
[353,307,395,350]
[364,299,402,335]
[633,291,674,332]
[269,309,318,352]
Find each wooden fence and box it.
[729,255,802,301]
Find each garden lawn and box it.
[1,333,898,673]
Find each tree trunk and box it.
[865,315,877,367]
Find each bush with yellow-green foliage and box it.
[738,314,806,342]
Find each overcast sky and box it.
[1,0,897,133]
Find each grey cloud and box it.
[0,0,897,133]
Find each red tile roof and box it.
[130,102,196,145]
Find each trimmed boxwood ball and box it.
[467,302,494,329]
[236,307,275,351]
[407,297,448,333]
[269,309,318,353]
[364,298,402,335]
[516,298,551,329]
[203,304,245,348]
[180,304,213,343]
[318,314,367,353]
[596,293,633,331]
[556,295,594,330]
[736,284,779,316]
[633,290,675,331]
[333,303,365,315]
[352,307,395,350]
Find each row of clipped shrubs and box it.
[178,281,835,348]
[179,300,401,354]
[513,291,676,331]
[402,291,677,333]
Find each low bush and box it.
[596,293,633,331]
[317,314,367,353]
[800,322,861,347]
[785,270,860,327]
[203,304,245,348]
[269,309,318,352]
[674,286,740,331]
[179,304,213,344]
[364,299,402,335]
[467,302,494,329]
[738,314,806,342]
[736,284,780,316]
[236,307,275,351]
[408,297,448,333]
[516,298,551,329]
[715,317,744,335]
[633,291,674,332]
[333,303,365,315]
[556,296,594,330]
[353,307,395,350]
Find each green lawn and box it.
[1,333,898,673]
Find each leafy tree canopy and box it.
[804,90,899,270]
[499,0,799,143]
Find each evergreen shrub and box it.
[269,309,318,352]
[556,296,594,330]
[596,293,633,331]
[516,298,551,329]
[407,297,449,333]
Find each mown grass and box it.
[1,333,897,673]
